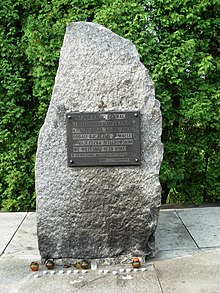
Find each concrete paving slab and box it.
[176,207,220,248]
[154,248,201,261]
[1,209,220,293]
[3,212,40,260]
[0,212,27,256]
[154,248,220,293]
[155,210,197,251]
[0,259,162,293]
[0,212,162,292]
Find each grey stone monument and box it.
[36,22,163,263]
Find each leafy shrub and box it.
[0,0,219,210]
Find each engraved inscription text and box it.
[66,111,140,166]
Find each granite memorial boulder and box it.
[35,22,163,263]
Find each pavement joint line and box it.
[0,212,28,257]
[157,248,198,252]
[199,245,220,249]
[153,263,164,293]
[174,209,200,249]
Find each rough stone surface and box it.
[36,22,163,260]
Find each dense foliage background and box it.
[0,0,219,210]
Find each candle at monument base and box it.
[30,262,39,272]
[132,257,141,268]
[91,260,98,270]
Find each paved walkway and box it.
[0,207,220,292]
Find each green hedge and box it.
[0,0,219,210]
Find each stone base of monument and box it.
[36,22,163,263]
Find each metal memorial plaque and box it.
[66,111,141,167]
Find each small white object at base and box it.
[126,268,131,273]
[34,274,40,278]
[70,280,82,285]
[121,274,133,280]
